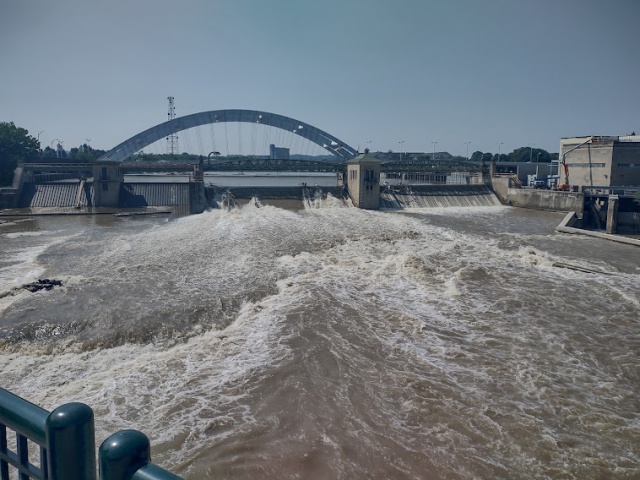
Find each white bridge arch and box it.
[99,109,358,162]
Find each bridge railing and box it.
[0,387,182,480]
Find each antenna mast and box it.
[166,96,178,155]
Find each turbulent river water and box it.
[1,199,639,479]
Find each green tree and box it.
[0,122,40,186]
[470,151,484,162]
[67,144,104,162]
[508,147,551,163]
[42,146,57,158]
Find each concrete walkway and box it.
[556,212,640,247]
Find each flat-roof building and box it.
[559,135,640,188]
[269,144,290,160]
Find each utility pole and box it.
[166,96,178,155]
[464,141,471,160]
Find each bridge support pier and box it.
[346,153,381,209]
[93,162,123,208]
[189,181,206,214]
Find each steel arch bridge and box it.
[98,109,358,162]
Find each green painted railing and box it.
[0,388,182,480]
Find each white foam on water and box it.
[1,286,297,466]
[400,204,511,216]
[3,230,61,239]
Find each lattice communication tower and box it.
[166,96,178,155]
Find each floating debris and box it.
[22,279,63,293]
[552,262,611,275]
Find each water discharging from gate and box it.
[380,185,501,209]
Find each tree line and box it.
[469,147,558,164]
[0,122,110,186]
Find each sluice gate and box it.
[16,181,194,214]
[121,183,190,207]
[19,182,94,208]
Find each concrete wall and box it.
[611,142,640,186]
[491,175,584,212]
[491,176,510,203]
[505,188,584,213]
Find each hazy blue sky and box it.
[1,0,639,156]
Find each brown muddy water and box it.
[1,200,639,479]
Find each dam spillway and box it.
[12,174,501,213]
[380,185,501,209]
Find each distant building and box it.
[269,144,290,160]
[559,135,640,188]
[347,152,381,209]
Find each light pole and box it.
[497,142,503,162]
[464,141,471,160]
[398,141,404,162]
[529,143,535,163]
[431,141,437,162]
[365,140,372,152]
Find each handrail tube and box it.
[1,387,182,480]
[0,388,48,445]
[100,429,150,480]
[100,430,182,480]
[46,402,96,480]
[132,464,183,480]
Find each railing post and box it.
[45,402,96,480]
[99,429,150,480]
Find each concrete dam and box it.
[3,159,501,213]
[13,179,500,212]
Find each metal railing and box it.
[0,388,182,480]
[583,186,640,196]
